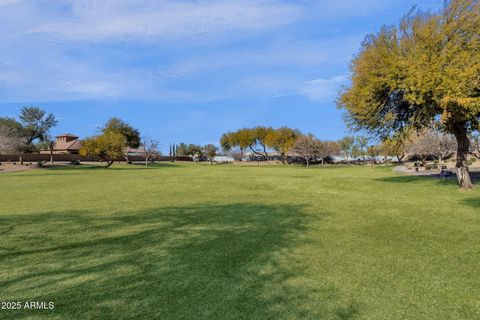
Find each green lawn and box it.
[1,163,479,319]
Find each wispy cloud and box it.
[0,0,439,104]
[24,0,304,42]
[301,76,348,102]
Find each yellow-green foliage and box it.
[339,0,480,135]
[80,132,125,162]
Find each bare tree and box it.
[317,140,340,166]
[470,132,480,159]
[202,144,218,164]
[406,133,430,165]
[142,136,160,166]
[424,129,457,165]
[0,123,24,155]
[294,134,318,167]
[407,128,457,165]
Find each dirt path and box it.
[394,165,480,179]
[0,164,34,174]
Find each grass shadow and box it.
[45,162,180,171]
[0,203,350,319]
[9,163,180,177]
[376,175,461,186]
[461,198,480,208]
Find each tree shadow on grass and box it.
[10,163,180,177]
[0,204,356,320]
[375,175,461,186]
[461,198,480,208]
[45,162,179,171]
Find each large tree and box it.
[0,119,24,155]
[101,118,141,161]
[252,126,274,159]
[265,127,300,163]
[80,132,125,168]
[339,0,480,188]
[102,118,141,148]
[220,129,253,161]
[19,107,57,152]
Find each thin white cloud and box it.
[0,0,439,104]
[310,0,440,18]
[24,0,304,42]
[301,76,348,102]
[160,38,335,79]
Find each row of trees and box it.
[220,126,301,163]
[219,127,373,165]
[170,143,219,163]
[218,125,480,167]
[0,108,161,168]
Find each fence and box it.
[0,154,193,163]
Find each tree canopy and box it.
[80,132,125,168]
[265,127,300,163]
[19,107,58,150]
[102,117,141,149]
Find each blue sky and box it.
[0,0,441,152]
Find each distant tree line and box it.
[2,106,480,170]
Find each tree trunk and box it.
[105,160,114,169]
[321,157,325,166]
[19,154,23,165]
[249,146,264,157]
[262,145,268,160]
[306,158,309,167]
[452,129,473,189]
[48,142,54,164]
[145,157,148,166]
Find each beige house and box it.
[41,134,83,154]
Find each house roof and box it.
[55,133,79,139]
[54,139,82,151]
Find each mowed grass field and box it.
[1,163,480,320]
